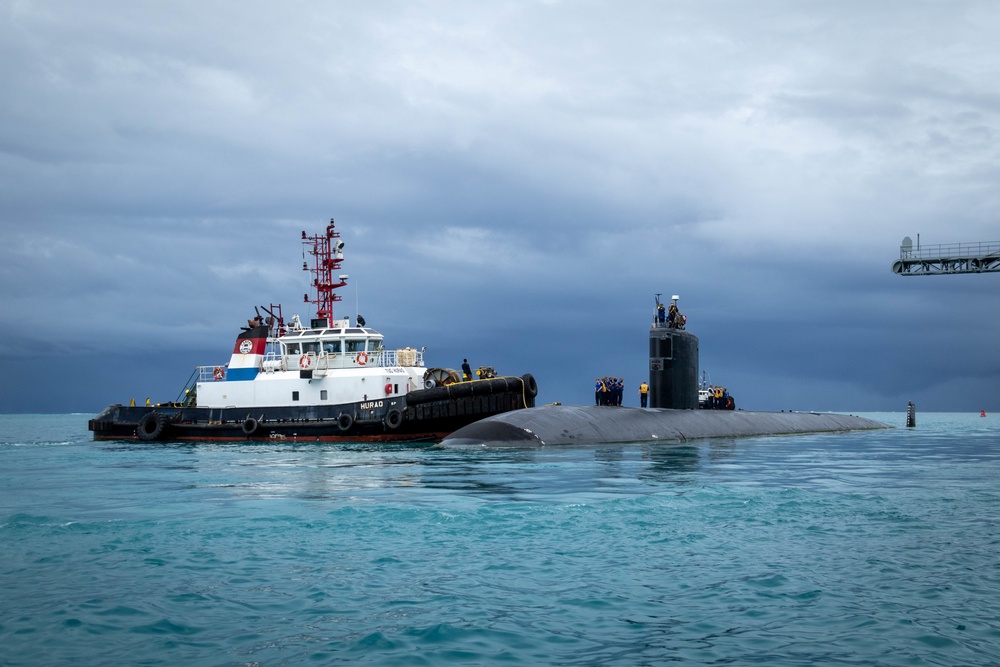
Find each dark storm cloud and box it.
[1,0,999,413]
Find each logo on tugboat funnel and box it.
[239,339,254,354]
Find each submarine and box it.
[442,296,887,447]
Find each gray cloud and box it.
[1,0,998,414]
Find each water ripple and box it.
[2,413,1000,664]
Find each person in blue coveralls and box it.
[462,359,473,381]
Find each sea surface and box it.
[2,412,999,666]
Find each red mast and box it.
[302,218,347,327]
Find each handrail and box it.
[175,367,201,404]
[900,240,1000,260]
[195,348,425,380]
[197,366,223,382]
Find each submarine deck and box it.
[441,405,888,446]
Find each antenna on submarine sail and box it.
[649,293,698,409]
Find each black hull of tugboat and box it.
[89,374,538,444]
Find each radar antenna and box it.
[302,218,348,327]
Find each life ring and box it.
[356,351,368,365]
[213,366,225,381]
[241,417,259,435]
[136,412,167,441]
[299,354,312,369]
[384,409,403,430]
[337,413,354,432]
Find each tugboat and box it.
[697,373,735,410]
[89,219,537,443]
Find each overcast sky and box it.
[2,0,999,415]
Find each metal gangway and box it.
[891,236,1000,276]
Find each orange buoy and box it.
[981,410,987,417]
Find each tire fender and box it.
[384,409,403,430]
[137,412,167,441]
[242,417,259,435]
[337,413,354,432]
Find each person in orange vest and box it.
[639,380,649,408]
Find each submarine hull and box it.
[441,405,887,446]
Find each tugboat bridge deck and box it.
[194,347,425,382]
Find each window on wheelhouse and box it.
[284,342,301,355]
[322,340,342,354]
[302,341,320,354]
[345,339,365,353]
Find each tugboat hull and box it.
[89,374,537,443]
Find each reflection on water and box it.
[83,413,1000,504]
[95,438,745,503]
[640,443,700,483]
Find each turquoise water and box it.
[2,412,999,665]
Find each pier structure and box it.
[891,236,1000,276]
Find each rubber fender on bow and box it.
[406,376,525,405]
[522,374,538,398]
[136,412,168,441]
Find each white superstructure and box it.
[195,317,427,409]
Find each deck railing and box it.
[196,347,425,380]
[899,240,1000,259]
[893,239,1000,275]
